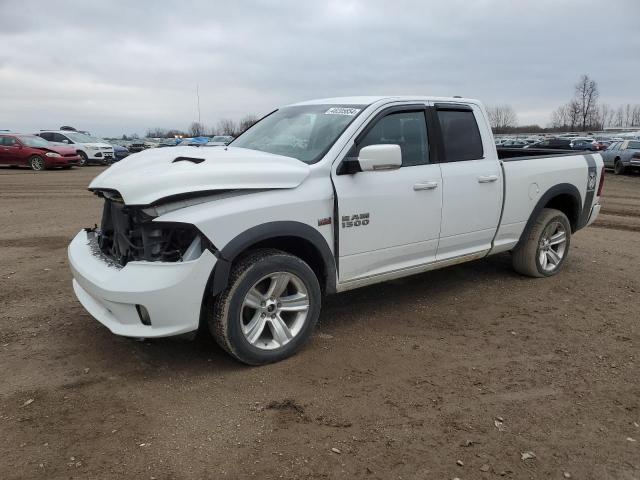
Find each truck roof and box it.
[289,96,481,107]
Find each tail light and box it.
[597,168,605,197]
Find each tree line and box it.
[487,74,639,134]
[141,115,259,139]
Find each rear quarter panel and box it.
[492,153,603,253]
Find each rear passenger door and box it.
[435,104,503,260]
[0,136,25,165]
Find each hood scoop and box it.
[173,156,205,164]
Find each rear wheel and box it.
[28,155,45,171]
[512,208,571,278]
[209,249,321,365]
[614,159,625,175]
[78,151,88,166]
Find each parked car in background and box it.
[570,137,599,151]
[128,140,159,152]
[524,138,573,150]
[0,134,81,170]
[601,140,640,174]
[112,144,130,162]
[500,139,528,148]
[37,131,114,165]
[206,135,234,146]
[179,137,210,146]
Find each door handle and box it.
[477,175,499,183]
[413,181,439,191]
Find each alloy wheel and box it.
[538,221,567,273]
[240,272,310,350]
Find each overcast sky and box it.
[1,0,638,137]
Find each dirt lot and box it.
[0,166,638,480]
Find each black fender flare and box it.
[209,221,337,297]
[514,183,583,250]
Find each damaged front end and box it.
[90,190,212,267]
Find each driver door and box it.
[332,106,443,283]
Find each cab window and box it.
[355,110,429,167]
[436,109,483,162]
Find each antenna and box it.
[196,84,201,124]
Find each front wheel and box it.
[512,208,571,278]
[29,155,45,171]
[78,151,88,166]
[614,159,625,175]
[209,249,321,365]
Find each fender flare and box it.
[514,183,582,250]
[209,221,337,297]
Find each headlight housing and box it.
[45,152,61,157]
[86,145,99,150]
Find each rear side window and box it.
[436,109,483,162]
[1,136,17,146]
[356,111,429,167]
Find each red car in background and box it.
[0,134,81,170]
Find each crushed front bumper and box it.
[68,230,216,337]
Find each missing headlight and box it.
[96,199,212,266]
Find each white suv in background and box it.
[37,130,114,165]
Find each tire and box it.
[78,151,88,166]
[28,155,45,171]
[209,249,321,365]
[614,158,625,175]
[512,208,571,278]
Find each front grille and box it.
[96,198,205,266]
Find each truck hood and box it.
[89,146,311,205]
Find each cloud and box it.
[1,0,638,135]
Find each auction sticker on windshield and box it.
[325,107,361,116]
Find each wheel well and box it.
[242,236,329,293]
[545,194,580,231]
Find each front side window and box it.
[355,111,429,167]
[437,109,483,162]
[232,104,364,164]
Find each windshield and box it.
[232,104,365,163]
[65,132,99,143]
[18,135,51,147]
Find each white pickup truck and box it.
[68,96,604,364]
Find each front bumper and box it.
[68,230,216,338]
[585,203,601,227]
[46,156,81,167]
[87,150,114,161]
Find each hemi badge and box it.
[317,217,332,226]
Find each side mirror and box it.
[62,139,70,144]
[358,144,402,171]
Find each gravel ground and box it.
[0,165,638,480]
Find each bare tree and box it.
[487,105,517,132]
[146,127,168,138]
[551,104,569,129]
[237,115,259,135]
[574,74,599,131]
[216,119,238,136]
[189,121,207,137]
